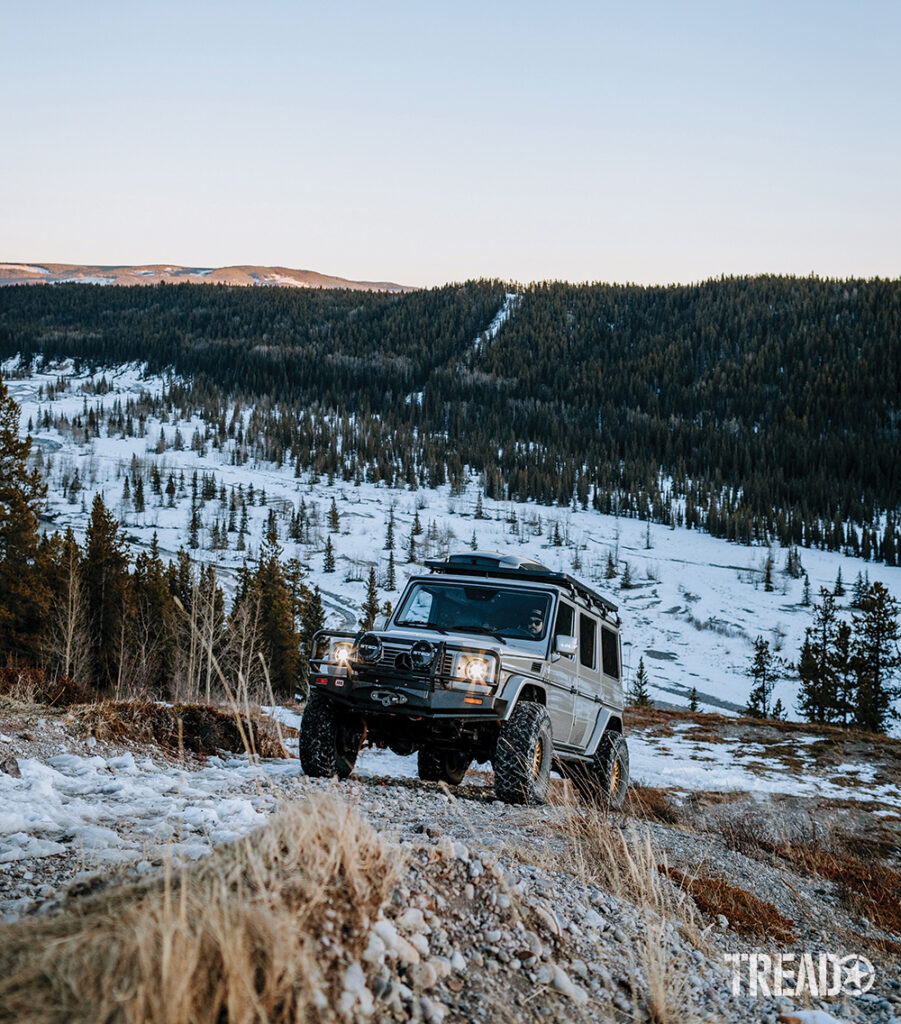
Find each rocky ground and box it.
[1,700,900,1023]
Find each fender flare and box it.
[495,675,547,720]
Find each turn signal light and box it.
[463,697,483,705]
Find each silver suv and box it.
[299,552,629,806]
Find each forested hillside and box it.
[2,275,899,562]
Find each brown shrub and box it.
[68,701,289,758]
[626,785,683,824]
[0,667,90,707]
[662,867,796,943]
[775,843,901,934]
[0,796,398,1024]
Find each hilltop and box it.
[0,262,413,292]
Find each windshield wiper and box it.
[447,624,507,645]
[395,620,449,635]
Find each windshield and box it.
[395,583,553,641]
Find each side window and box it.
[554,600,575,657]
[601,627,620,679]
[579,614,597,670]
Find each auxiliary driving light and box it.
[410,640,436,670]
[357,633,382,662]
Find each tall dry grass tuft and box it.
[0,795,400,1024]
[556,799,703,1024]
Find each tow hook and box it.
[370,690,408,707]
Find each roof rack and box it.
[424,552,619,622]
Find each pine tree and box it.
[688,686,699,712]
[801,574,811,607]
[852,582,900,733]
[0,374,50,663]
[834,567,845,597]
[133,477,145,514]
[252,536,302,696]
[385,549,396,590]
[407,530,417,564]
[298,587,325,695]
[188,505,200,550]
[746,636,778,718]
[763,554,775,592]
[385,509,395,550]
[628,657,652,707]
[474,491,485,519]
[82,494,129,690]
[323,536,336,573]
[605,551,617,579]
[796,591,839,723]
[328,497,340,533]
[469,530,478,551]
[362,567,380,630]
[412,509,423,536]
[851,571,870,608]
[620,562,634,589]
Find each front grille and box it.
[355,639,456,679]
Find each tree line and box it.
[0,375,326,699]
[2,274,899,563]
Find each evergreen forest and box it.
[2,275,900,563]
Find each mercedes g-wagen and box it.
[299,552,629,806]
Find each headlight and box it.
[448,652,497,690]
[464,657,489,682]
[333,642,352,664]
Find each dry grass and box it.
[625,784,683,824]
[662,867,796,943]
[0,795,399,1024]
[774,843,901,934]
[0,666,89,707]
[554,802,702,1023]
[67,700,290,758]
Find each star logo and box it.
[840,954,875,995]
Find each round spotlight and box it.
[410,640,436,670]
[333,643,352,664]
[357,633,382,662]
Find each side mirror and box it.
[555,635,578,657]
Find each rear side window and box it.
[601,627,620,678]
[579,614,597,670]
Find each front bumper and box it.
[310,669,500,720]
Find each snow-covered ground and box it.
[5,356,901,731]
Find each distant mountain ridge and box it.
[0,262,413,292]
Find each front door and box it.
[545,598,577,743]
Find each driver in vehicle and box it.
[527,606,545,639]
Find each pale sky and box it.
[3,1,899,288]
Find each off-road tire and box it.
[417,748,471,785]
[492,701,553,805]
[298,693,363,779]
[567,731,630,808]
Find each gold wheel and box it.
[532,738,543,779]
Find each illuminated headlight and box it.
[449,652,497,689]
[464,658,489,682]
[333,642,353,665]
